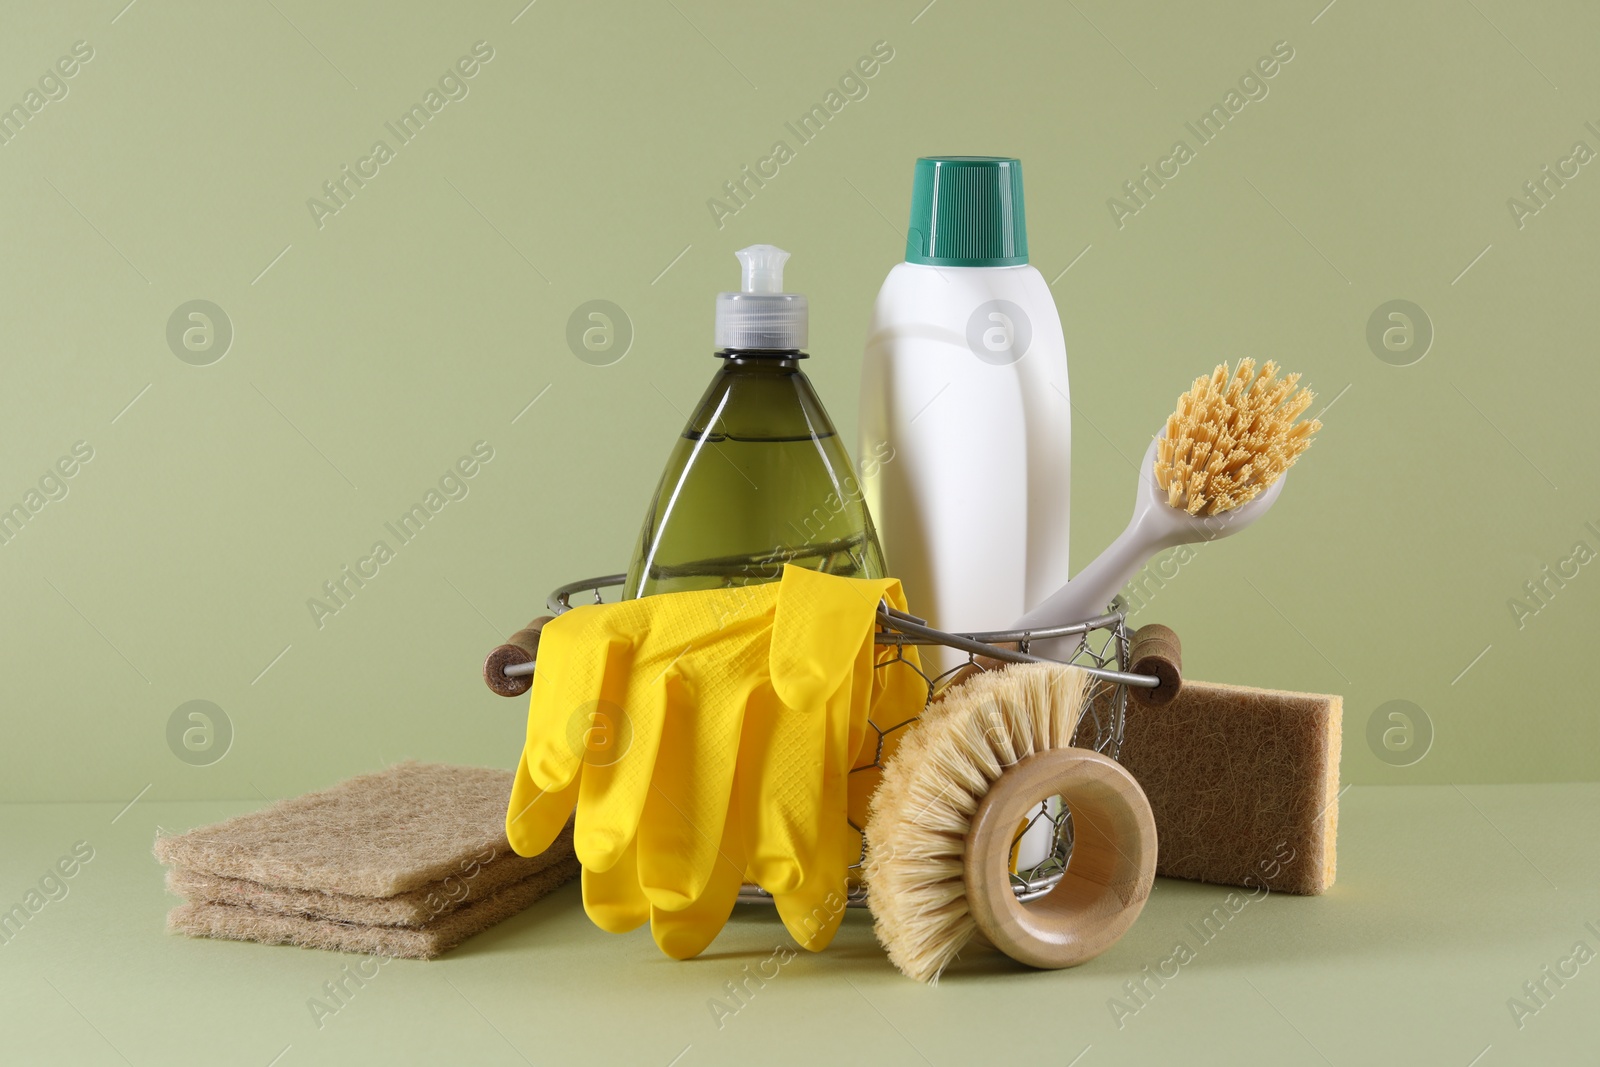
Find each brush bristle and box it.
[863,664,1090,983]
[1153,358,1322,516]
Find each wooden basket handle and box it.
[1128,623,1182,707]
[482,616,553,698]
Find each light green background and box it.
[4,0,1598,804]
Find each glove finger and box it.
[649,784,746,960]
[777,673,861,952]
[637,662,751,911]
[824,672,861,872]
[841,660,875,887]
[524,607,634,794]
[825,650,864,789]
[769,567,891,712]
[505,748,581,858]
[738,679,824,895]
[588,587,773,880]
[872,642,929,742]
[766,568,894,864]
[582,835,650,934]
[571,671,669,875]
[844,626,879,771]
[772,803,853,952]
[850,579,917,762]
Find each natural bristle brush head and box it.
[863,663,1156,983]
[1013,358,1325,636]
[1154,359,1321,517]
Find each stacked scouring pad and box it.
[155,762,577,959]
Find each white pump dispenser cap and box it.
[715,244,808,351]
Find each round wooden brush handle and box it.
[1129,623,1182,706]
[963,748,1157,970]
[482,616,553,698]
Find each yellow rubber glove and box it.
[506,581,778,888]
[507,583,775,961]
[747,566,893,894]
[768,628,926,952]
[505,565,923,959]
[581,836,649,933]
[760,566,919,952]
[769,671,857,950]
[650,770,748,960]
[578,763,754,961]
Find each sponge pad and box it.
[1118,680,1341,895]
[166,859,578,959]
[154,762,533,896]
[155,762,578,958]
[163,822,571,928]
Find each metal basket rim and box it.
[540,572,1158,688]
[530,571,1148,910]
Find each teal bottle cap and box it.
[905,156,1029,267]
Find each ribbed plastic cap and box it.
[715,244,808,351]
[905,156,1028,267]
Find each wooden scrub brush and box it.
[863,661,1163,983]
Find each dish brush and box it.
[1016,358,1321,634]
[863,662,1157,983]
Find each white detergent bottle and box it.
[860,157,1071,675]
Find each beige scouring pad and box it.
[155,762,578,957]
[154,762,546,895]
[166,857,580,959]
[164,819,573,927]
[1120,679,1342,895]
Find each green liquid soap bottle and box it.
[624,244,887,599]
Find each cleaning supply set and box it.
[482,156,1338,983]
[480,158,1338,984]
[149,154,1340,983]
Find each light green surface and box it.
[1,4,1596,792]
[2,786,1595,1065]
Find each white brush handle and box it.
[1013,516,1164,631]
[1015,436,1288,637]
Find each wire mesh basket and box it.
[522,574,1158,909]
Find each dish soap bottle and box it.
[625,245,887,599]
[859,157,1072,669]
